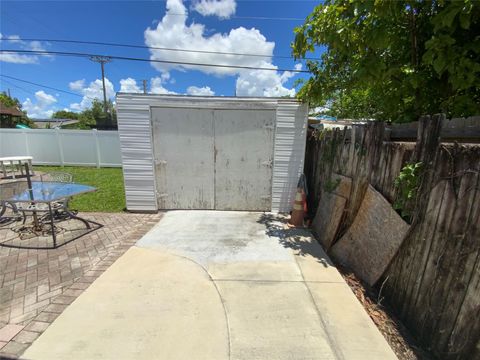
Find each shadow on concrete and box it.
[257,213,333,268]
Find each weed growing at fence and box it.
[323,178,341,193]
[393,162,423,222]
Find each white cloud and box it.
[22,90,57,118]
[192,0,236,19]
[144,0,273,76]
[186,85,215,96]
[120,78,142,93]
[69,78,115,110]
[69,103,82,111]
[160,72,171,82]
[309,106,330,115]
[69,79,86,91]
[150,76,177,94]
[144,0,298,97]
[0,53,38,64]
[235,64,296,97]
[0,33,50,64]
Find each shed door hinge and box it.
[264,125,274,130]
[155,159,167,165]
[157,192,168,198]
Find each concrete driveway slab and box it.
[308,282,396,360]
[136,211,293,266]
[218,280,336,360]
[23,246,229,360]
[24,211,397,360]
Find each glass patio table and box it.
[0,181,100,248]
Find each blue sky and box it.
[0,0,320,118]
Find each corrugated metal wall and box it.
[116,94,307,213]
[271,102,308,212]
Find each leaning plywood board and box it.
[331,184,409,286]
[311,175,352,250]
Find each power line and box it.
[0,38,319,61]
[0,74,83,98]
[1,78,37,97]
[0,49,310,73]
[0,78,76,109]
[166,12,306,21]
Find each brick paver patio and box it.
[0,211,162,358]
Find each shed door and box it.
[152,107,274,210]
[214,109,274,210]
[152,108,215,209]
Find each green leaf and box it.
[433,56,447,75]
[459,12,470,30]
[442,7,461,29]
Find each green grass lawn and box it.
[34,166,125,212]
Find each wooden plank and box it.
[427,153,480,355]
[331,184,410,285]
[311,174,352,250]
[389,116,480,142]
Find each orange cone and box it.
[288,188,305,227]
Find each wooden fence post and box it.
[410,114,444,225]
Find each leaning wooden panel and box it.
[311,174,352,251]
[331,184,410,286]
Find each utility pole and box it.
[7,88,11,98]
[142,80,147,94]
[89,56,112,115]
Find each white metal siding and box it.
[116,94,308,213]
[271,101,308,212]
[116,105,157,212]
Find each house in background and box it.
[0,103,24,128]
[33,118,79,129]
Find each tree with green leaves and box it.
[52,110,80,120]
[83,99,117,129]
[54,99,117,129]
[293,0,480,122]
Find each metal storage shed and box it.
[116,94,308,213]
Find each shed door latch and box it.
[155,159,167,165]
[156,192,168,198]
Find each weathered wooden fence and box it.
[304,115,480,359]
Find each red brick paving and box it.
[0,211,162,358]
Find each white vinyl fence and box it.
[0,128,122,167]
